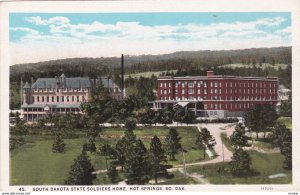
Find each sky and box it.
[9,12,291,64]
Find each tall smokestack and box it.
[121,54,124,99]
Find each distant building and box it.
[21,74,122,121]
[150,71,279,118]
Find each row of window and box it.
[33,88,89,93]
[34,95,86,103]
[159,81,277,89]
[160,88,277,95]
[203,102,275,110]
[23,108,80,112]
[160,95,277,101]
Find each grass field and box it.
[186,151,292,184]
[10,126,206,185]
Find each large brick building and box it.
[21,74,122,121]
[150,71,278,117]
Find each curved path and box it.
[94,123,235,184]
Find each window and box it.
[42,96,44,102]
[168,89,171,94]
[214,82,218,87]
[219,104,222,109]
[160,82,163,87]
[175,89,178,94]
[37,96,40,102]
[219,89,222,94]
[77,96,79,102]
[182,82,185,87]
[214,111,217,115]
[214,89,218,94]
[219,82,222,87]
[204,89,207,94]
[168,83,171,87]
[57,96,59,102]
[204,81,207,87]
[210,82,213,87]
[204,104,207,109]
[226,82,228,87]
[210,104,213,109]
[46,96,49,102]
[230,82,233,87]
[197,89,200,94]
[160,90,163,94]
[188,82,194,87]
[214,104,218,109]
[197,82,201,87]
[164,82,167,87]
[62,96,64,102]
[67,96,69,102]
[188,96,194,100]
[164,90,167,94]
[188,89,194,94]
[72,96,74,102]
[52,96,54,102]
[182,89,185,94]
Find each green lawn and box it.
[10,126,206,185]
[186,151,292,184]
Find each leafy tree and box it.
[149,136,172,184]
[65,153,96,185]
[124,117,137,130]
[164,128,182,161]
[161,109,173,125]
[107,162,119,184]
[182,110,196,124]
[268,122,291,147]
[230,123,251,149]
[124,139,151,185]
[229,148,252,177]
[52,135,66,153]
[173,107,185,125]
[195,128,216,160]
[279,95,292,117]
[244,105,278,139]
[139,109,155,125]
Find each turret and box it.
[23,82,31,104]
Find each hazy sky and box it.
[10,12,291,64]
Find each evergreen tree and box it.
[124,139,151,185]
[149,136,172,184]
[230,123,251,149]
[65,153,96,185]
[100,144,116,170]
[280,133,292,170]
[182,110,196,124]
[230,148,252,177]
[107,162,119,184]
[52,135,66,153]
[195,128,216,160]
[164,128,182,161]
[115,129,137,170]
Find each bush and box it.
[196,118,239,123]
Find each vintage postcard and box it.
[0,0,300,193]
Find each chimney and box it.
[207,71,214,77]
[121,54,124,99]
